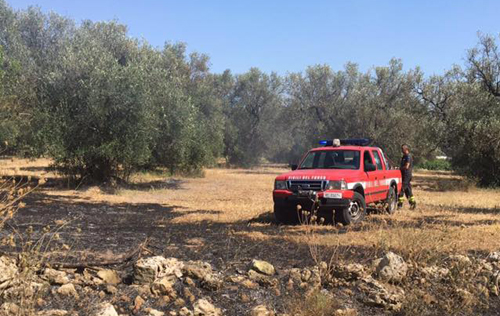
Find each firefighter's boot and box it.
[397,197,404,209]
[409,196,417,210]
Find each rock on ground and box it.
[251,260,275,276]
[251,305,275,316]
[42,268,70,285]
[375,252,408,283]
[193,298,221,316]
[96,269,121,285]
[487,252,500,262]
[358,276,404,311]
[94,303,118,316]
[134,257,184,284]
[182,261,213,280]
[56,283,78,298]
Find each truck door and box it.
[362,150,378,203]
[371,149,388,201]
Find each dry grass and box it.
[2,157,500,264]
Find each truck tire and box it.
[335,192,366,225]
[385,186,397,214]
[274,204,295,224]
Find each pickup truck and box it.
[273,139,402,225]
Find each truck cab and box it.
[273,139,402,225]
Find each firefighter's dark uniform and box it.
[398,153,416,209]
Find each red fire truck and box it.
[273,139,402,225]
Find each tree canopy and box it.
[1,1,499,186]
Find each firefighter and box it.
[398,144,416,209]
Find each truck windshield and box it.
[299,150,360,170]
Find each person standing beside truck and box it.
[398,144,416,209]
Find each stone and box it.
[97,269,121,285]
[134,296,145,313]
[421,266,450,279]
[0,256,17,283]
[487,252,500,262]
[201,274,223,291]
[358,276,404,311]
[182,261,213,280]
[149,309,165,316]
[184,277,196,287]
[178,307,193,316]
[57,283,78,298]
[251,259,275,276]
[94,303,118,316]
[375,252,408,283]
[42,268,69,285]
[151,276,176,296]
[193,299,221,316]
[448,254,471,265]
[240,279,259,289]
[334,263,366,280]
[105,285,118,295]
[37,310,69,316]
[334,308,357,316]
[251,305,275,316]
[248,270,278,287]
[0,303,19,315]
[183,287,196,304]
[134,256,184,284]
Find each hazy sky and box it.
[10,0,500,75]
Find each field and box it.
[1,157,500,315]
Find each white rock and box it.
[94,303,118,316]
[134,256,184,284]
[487,252,500,262]
[375,252,408,283]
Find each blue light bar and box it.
[318,138,371,146]
[319,140,332,146]
[340,138,371,146]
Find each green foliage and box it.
[416,159,452,171]
[1,0,500,186]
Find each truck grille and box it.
[288,180,326,192]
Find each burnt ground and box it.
[1,169,500,315]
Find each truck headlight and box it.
[275,180,288,190]
[326,180,347,190]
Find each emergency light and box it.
[319,138,371,147]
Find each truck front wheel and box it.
[335,192,366,225]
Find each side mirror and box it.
[290,164,298,171]
[364,163,376,172]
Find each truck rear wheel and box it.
[335,192,366,225]
[385,186,397,214]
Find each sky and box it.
[9,0,500,75]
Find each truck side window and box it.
[363,151,373,167]
[372,150,383,170]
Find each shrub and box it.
[416,159,452,171]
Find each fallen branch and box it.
[47,238,149,269]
